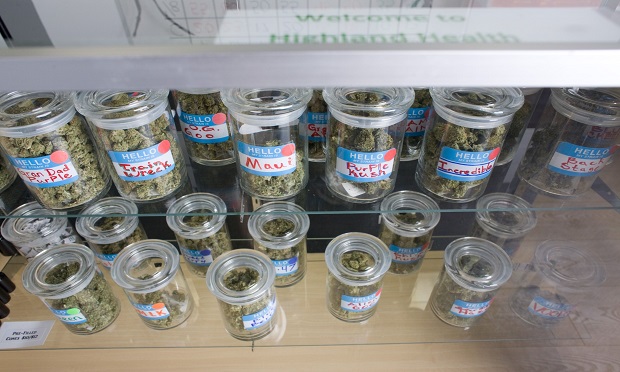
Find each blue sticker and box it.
[180,246,213,266]
[340,288,382,313]
[528,296,572,319]
[389,243,429,264]
[404,107,430,137]
[436,146,500,182]
[108,141,176,182]
[273,255,299,276]
[9,151,79,188]
[237,141,297,177]
[548,142,615,177]
[450,299,493,318]
[336,147,397,182]
[179,111,230,144]
[242,297,277,330]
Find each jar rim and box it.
[380,191,440,238]
[475,193,537,240]
[76,197,140,244]
[550,88,620,127]
[1,201,69,247]
[110,239,180,293]
[74,89,169,129]
[221,88,311,127]
[534,240,605,288]
[324,232,391,287]
[247,202,310,249]
[444,237,512,292]
[166,193,227,240]
[22,243,96,299]
[176,89,220,95]
[0,91,77,138]
[431,87,524,128]
[206,249,275,305]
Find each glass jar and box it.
[111,239,194,330]
[429,237,512,328]
[206,249,278,341]
[518,88,620,196]
[1,201,82,260]
[510,241,605,328]
[415,88,524,202]
[323,87,414,203]
[22,243,120,335]
[401,88,432,161]
[176,89,234,166]
[75,90,187,202]
[0,91,110,210]
[304,89,329,162]
[325,232,391,322]
[378,191,440,274]
[222,88,311,200]
[166,193,233,277]
[496,88,542,166]
[0,150,17,194]
[471,193,537,254]
[76,197,147,269]
[247,202,310,287]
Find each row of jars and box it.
[0,87,617,212]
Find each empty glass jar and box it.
[496,88,542,165]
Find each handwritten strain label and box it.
[180,111,230,144]
[180,246,213,266]
[548,142,617,177]
[341,288,382,313]
[133,302,170,320]
[242,297,277,330]
[405,107,430,137]
[528,296,572,319]
[108,140,176,182]
[306,111,328,142]
[437,147,500,182]
[389,242,429,263]
[9,150,79,188]
[450,299,493,318]
[51,308,87,324]
[336,147,396,182]
[238,141,297,177]
[95,253,117,269]
[274,254,299,276]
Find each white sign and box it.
[0,321,55,349]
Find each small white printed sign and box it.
[0,321,55,349]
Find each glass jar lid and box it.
[74,89,169,129]
[1,201,69,248]
[206,249,275,305]
[22,243,96,300]
[444,237,512,292]
[110,239,180,294]
[166,193,227,240]
[380,191,440,238]
[325,232,391,287]
[76,197,140,245]
[534,241,605,288]
[430,87,524,128]
[475,193,537,240]
[0,91,77,137]
[322,87,414,128]
[247,202,310,250]
[221,88,312,127]
[550,88,620,127]
[519,88,542,96]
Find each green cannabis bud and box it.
[0,153,16,192]
[378,212,431,274]
[306,90,328,161]
[93,216,147,255]
[176,214,232,277]
[129,274,192,329]
[44,262,119,333]
[401,88,432,160]
[497,100,532,165]
[176,91,234,165]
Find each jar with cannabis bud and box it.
[248,202,310,287]
[496,88,542,165]
[175,89,234,165]
[303,89,329,162]
[415,88,523,202]
[2,201,82,260]
[325,233,391,322]
[206,249,278,341]
[0,151,17,193]
[429,237,512,328]
[75,90,187,202]
[518,88,620,196]
[22,243,120,335]
[378,191,440,274]
[76,197,147,269]
[166,193,233,277]
[111,240,194,330]
[323,87,414,203]
[0,91,110,210]
[471,193,537,256]
[222,88,311,200]
[401,88,432,161]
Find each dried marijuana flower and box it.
[379,213,431,274]
[0,92,110,210]
[0,152,17,192]
[176,214,232,276]
[518,88,620,196]
[415,88,523,202]
[401,88,432,161]
[176,90,234,165]
[323,88,413,203]
[305,89,329,161]
[75,90,186,202]
[129,274,192,329]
